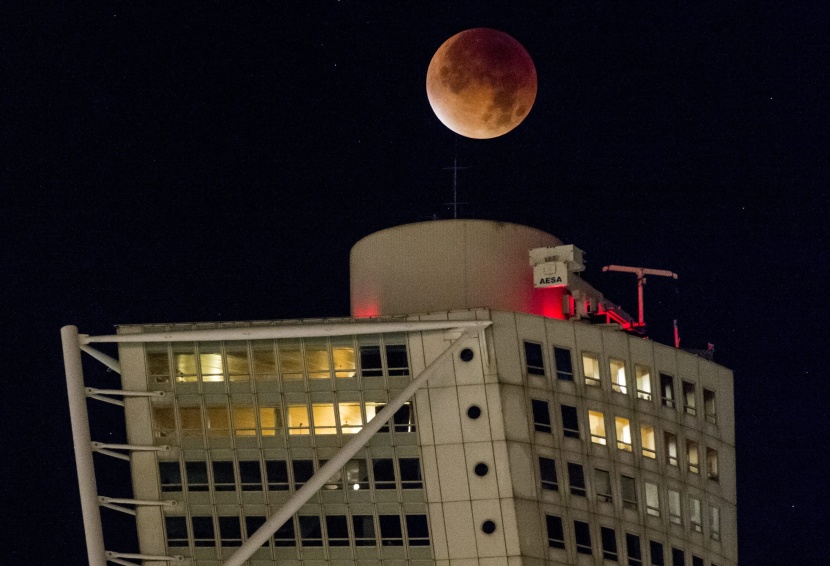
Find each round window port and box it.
[466,405,482,419]
[481,520,497,534]
[460,348,475,362]
[474,462,489,476]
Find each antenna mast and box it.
[602,265,678,328]
[443,136,469,218]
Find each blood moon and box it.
[426,28,537,139]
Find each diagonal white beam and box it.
[222,324,488,566]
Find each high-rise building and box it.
[63,220,736,566]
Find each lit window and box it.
[373,458,396,489]
[650,540,665,566]
[206,405,230,437]
[690,497,703,532]
[273,517,296,546]
[532,399,552,433]
[660,373,675,408]
[191,516,215,547]
[641,424,656,458]
[601,526,619,561]
[278,339,303,380]
[232,406,257,436]
[626,533,643,566]
[287,405,310,435]
[311,403,337,435]
[405,514,430,546]
[399,458,423,489]
[299,516,323,546]
[259,406,282,436]
[554,347,574,381]
[219,516,242,546]
[687,441,700,474]
[539,456,559,491]
[567,462,586,497]
[152,406,176,439]
[212,461,236,491]
[665,432,679,467]
[668,489,682,525]
[574,520,592,555]
[379,515,404,546]
[588,410,607,445]
[251,341,277,381]
[293,460,314,489]
[707,448,719,481]
[326,515,349,546]
[146,347,170,384]
[159,462,182,492]
[524,341,545,376]
[305,339,330,379]
[185,462,209,492]
[199,343,224,382]
[338,402,364,434]
[265,460,289,491]
[710,505,721,540]
[635,364,652,401]
[331,338,356,378]
[610,358,627,394]
[561,404,580,438]
[704,388,717,424]
[173,344,197,383]
[595,468,612,502]
[621,475,637,511]
[179,406,203,438]
[546,514,565,549]
[226,342,250,383]
[238,461,262,491]
[645,482,660,517]
[353,515,376,546]
[582,353,601,386]
[682,381,696,416]
[672,547,685,566]
[615,417,632,451]
[165,516,188,547]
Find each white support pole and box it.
[222,325,487,566]
[61,325,107,566]
[80,345,122,374]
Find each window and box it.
[665,432,679,466]
[660,374,675,408]
[671,547,685,566]
[251,341,277,381]
[179,406,204,438]
[326,515,350,546]
[668,490,682,525]
[293,460,315,489]
[574,520,592,555]
[219,516,242,546]
[582,353,601,386]
[539,457,559,491]
[159,462,182,492]
[287,405,310,435]
[206,406,230,438]
[273,517,297,546]
[372,458,396,489]
[561,404,580,438]
[353,515,376,546]
[199,343,224,382]
[258,406,282,436]
[192,516,215,547]
[226,342,250,382]
[710,505,721,540]
[621,475,637,511]
[707,448,719,481]
[524,341,545,375]
[693,556,704,566]
[331,339,356,378]
[147,347,170,383]
[244,516,267,548]
[232,406,257,436]
[615,417,632,451]
[359,345,383,377]
[610,358,627,394]
[338,402,364,434]
[588,410,606,445]
[627,533,643,566]
[645,482,660,517]
[601,526,619,561]
[385,344,410,376]
[635,365,652,400]
[690,497,703,532]
[305,339,330,379]
[342,458,369,490]
[546,514,565,549]
[682,381,696,416]
[379,515,403,546]
[165,516,188,547]
[567,462,586,497]
[405,514,430,546]
[212,461,236,491]
[359,343,410,376]
[239,461,263,491]
[173,344,197,383]
[532,399,552,433]
[279,339,303,380]
[399,458,423,489]
[152,406,176,439]
[650,540,665,566]
[704,389,717,424]
[265,460,290,490]
[311,404,337,435]
[595,468,612,502]
[299,516,323,546]
[687,441,700,474]
[376,402,417,433]
[554,347,574,380]
[186,462,209,492]
[641,424,656,458]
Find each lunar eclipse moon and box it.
[426,28,537,139]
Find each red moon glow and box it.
[426,28,537,139]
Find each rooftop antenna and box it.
[443,135,469,218]
[602,265,678,328]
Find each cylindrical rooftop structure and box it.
[350,219,569,318]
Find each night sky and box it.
[4,3,828,564]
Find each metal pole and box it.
[637,272,645,326]
[62,325,107,566]
[222,326,486,566]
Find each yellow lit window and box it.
[610,359,627,394]
[338,403,364,434]
[687,441,700,474]
[641,424,656,458]
[615,416,632,451]
[635,365,652,400]
[206,406,230,437]
[305,342,331,379]
[259,407,282,436]
[232,406,257,436]
[174,345,197,383]
[582,353,601,386]
[287,405,310,434]
[311,404,337,434]
[251,341,277,381]
[179,406,203,437]
[332,346,356,378]
[199,343,224,382]
[589,411,606,444]
[152,406,175,438]
[278,339,303,380]
[226,342,250,382]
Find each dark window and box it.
[650,540,665,566]
[343,458,369,490]
[165,516,188,547]
[219,516,242,546]
[192,516,215,547]
[293,460,314,489]
[399,458,423,489]
[273,518,296,547]
[159,462,182,492]
[390,403,416,432]
[567,462,586,497]
[660,373,675,408]
[244,516,270,548]
[561,404,580,438]
[524,342,545,375]
[185,462,209,491]
[238,460,262,491]
[379,515,403,546]
[385,344,410,375]
[326,515,350,546]
[265,460,289,490]
[672,547,685,566]
[372,458,396,489]
[621,475,637,510]
[595,468,612,502]
[545,514,565,549]
[682,381,696,416]
[554,347,574,380]
[601,527,618,561]
[212,461,235,491]
[693,556,704,566]
[626,533,643,566]
[352,515,376,546]
[359,346,383,377]
[405,514,430,546]
[539,456,558,491]
[574,520,592,555]
[531,399,552,433]
[299,516,323,546]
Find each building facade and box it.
[64,220,737,566]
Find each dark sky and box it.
[3,2,828,564]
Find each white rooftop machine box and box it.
[529,244,585,288]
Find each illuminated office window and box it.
[206,405,230,437]
[641,424,656,458]
[232,406,257,436]
[589,410,607,445]
[287,405,310,435]
[173,344,197,383]
[668,490,682,525]
[259,406,282,436]
[199,343,224,383]
[682,381,697,416]
[226,342,250,382]
[331,337,356,378]
[615,417,632,451]
[645,482,660,517]
[635,365,652,400]
[660,373,675,408]
[338,402,364,434]
[305,338,330,379]
[582,352,601,386]
[251,341,277,381]
[311,404,337,435]
[278,339,303,380]
[610,358,627,394]
[687,441,700,474]
[343,459,370,490]
[690,497,703,532]
[665,432,679,466]
[179,406,204,438]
